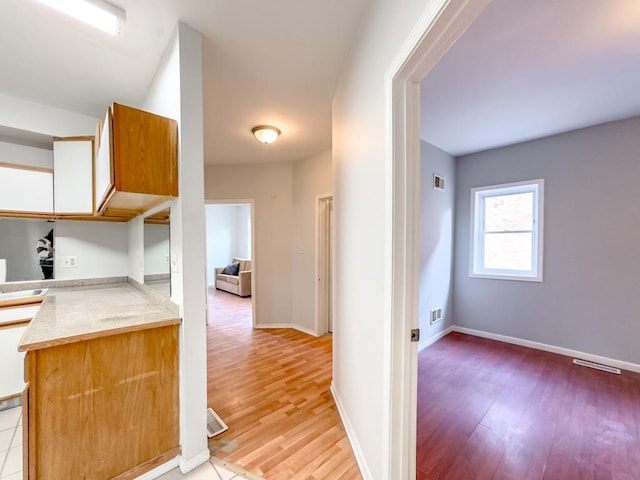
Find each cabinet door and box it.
[0,165,53,214]
[53,139,93,215]
[95,108,113,212]
[0,325,27,398]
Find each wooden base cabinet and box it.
[24,325,179,479]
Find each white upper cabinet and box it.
[53,138,94,215]
[0,165,53,214]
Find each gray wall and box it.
[419,141,455,347]
[453,116,640,364]
[0,218,53,282]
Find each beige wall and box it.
[205,162,294,326]
[292,150,332,333]
[204,150,332,332]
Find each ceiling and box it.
[0,0,370,164]
[421,0,640,157]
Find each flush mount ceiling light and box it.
[38,0,126,35]
[251,125,281,144]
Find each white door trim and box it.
[384,0,491,478]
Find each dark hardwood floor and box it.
[206,288,361,480]
[417,332,640,480]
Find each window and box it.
[470,179,544,281]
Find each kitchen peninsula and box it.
[18,283,181,480]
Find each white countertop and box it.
[19,283,180,351]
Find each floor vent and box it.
[573,358,621,375]
[207,407,229,438]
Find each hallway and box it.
[206,288,360,479]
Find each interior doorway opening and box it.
[204,201,255,327]
[315,194,333,335]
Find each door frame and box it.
[385,0,491,477]
[204,199,256,328]
[314,192,333,336]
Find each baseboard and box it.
[178,449,212,475]
[255,323,317,336]
[453,326,640,374]
[330,383,372,480]
[418,326,453,352]
[132,456,179,480]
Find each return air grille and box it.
[572,358,621,375]
[207,407,229,438]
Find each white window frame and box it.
[470,179,544,282]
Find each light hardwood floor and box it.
[206,288,361,480]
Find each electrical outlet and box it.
[62,256,77,268]
[170,254,178,273]
[165,254,170,264]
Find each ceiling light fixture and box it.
[252,125,281,144]
[38,0,126,35]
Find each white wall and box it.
[0,141,53,169]
[205,204,239,284]
[205,163,293,326]
[332,0,440,477]
[204,203,252,267]
[144,223,171,276]
[0,218,53,282]
[0,93,97,137]
[128,217,144,284]
[235,204,251,259]
[292,149,332,333]
[141,22,210,473]
[453,116,640,365]
[419,141,455,347]
[54,220,128,280]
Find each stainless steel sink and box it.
[0,288,49,301]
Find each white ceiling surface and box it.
[0,0,370,164]
[421,0,640,157]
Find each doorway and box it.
[204,201,255,327]
[386,0,490,477]
[315,194,333,335]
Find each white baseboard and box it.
[418,326,453,352]
[330,383,372,480]
[453,326,640,374]
[134,457,180,480]
[178,449,212,475]
[255,323,317,336]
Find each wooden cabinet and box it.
[0,164,53,215]
[95,103,178,218]
[53,137,94,215]
[24,324,179,480]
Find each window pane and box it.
[484,232,532,271]
[484,192,533,232]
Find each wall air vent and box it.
[433,174,445,190]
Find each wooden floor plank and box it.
[418,332,640,480]
[206,288,361,479]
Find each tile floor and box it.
[159,458,263,480]
[0,407,22,480]
[0,405,261,480]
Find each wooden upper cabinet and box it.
[95,103,178,218]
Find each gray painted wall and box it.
[453,116,640,364]
[419,141,455,347]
